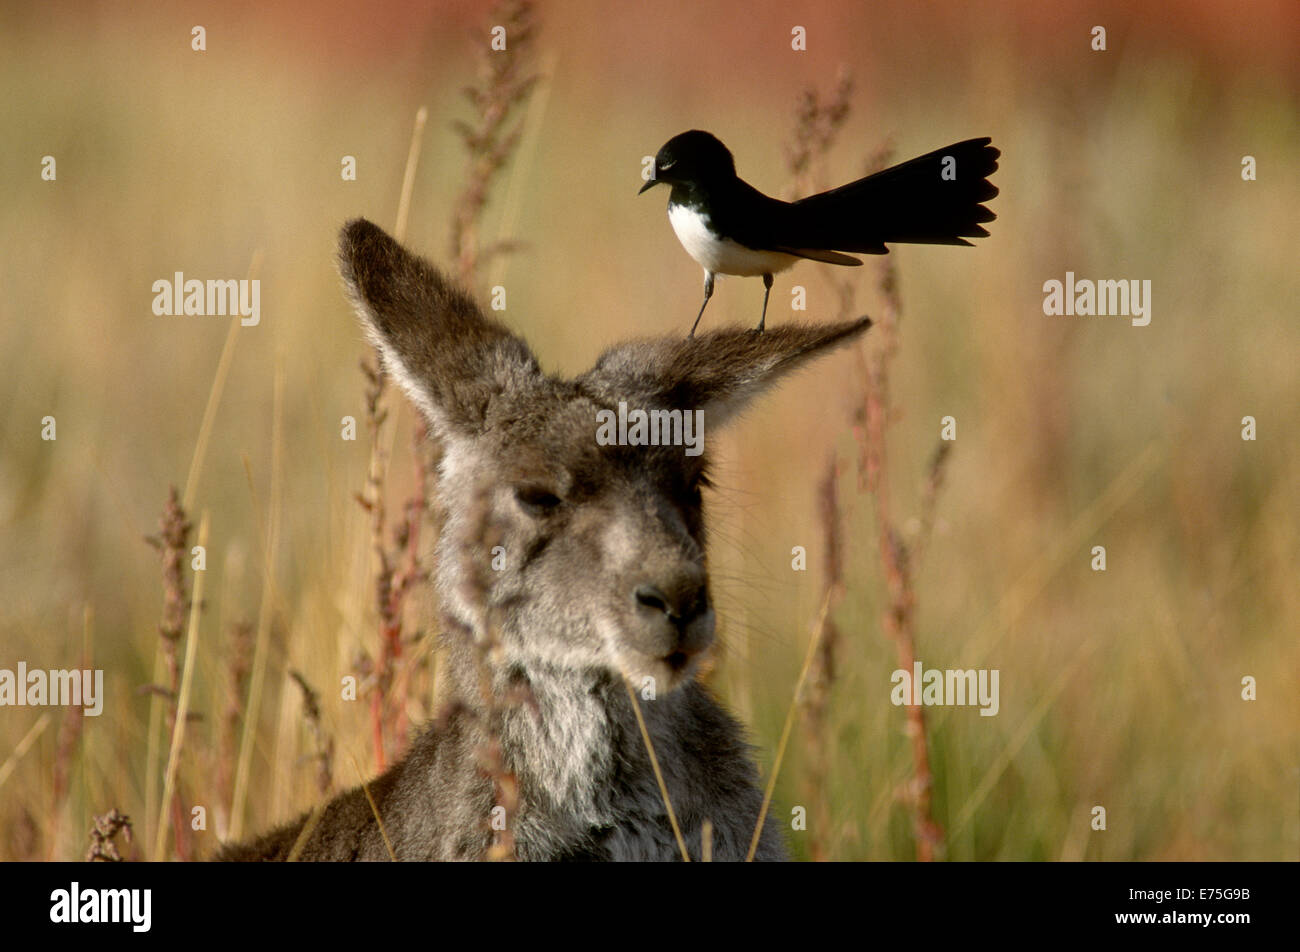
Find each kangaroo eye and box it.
[515,486,562,516]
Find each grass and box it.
[1,1,1297,862]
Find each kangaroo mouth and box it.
[602,614,706,692]
[611,646,699,694]
[664,650,691,672]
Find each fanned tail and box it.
[786,137,1000,254]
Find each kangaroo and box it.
[216,218,871,861]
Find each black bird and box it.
[640,130,1000,335]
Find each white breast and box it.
[667,204,798,277]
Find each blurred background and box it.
[1,0,1297,861]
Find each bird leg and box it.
[689,271,715,338]
[755,273,773,333]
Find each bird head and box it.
[639,130,736,194]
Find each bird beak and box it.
[638,178,659,195]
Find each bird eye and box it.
[659,158,676,170]
[515,485,562,516]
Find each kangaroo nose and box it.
[634,583,703,624]
[632,580,712,659]
[634,584,671,616]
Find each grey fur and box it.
[215,218,871,862]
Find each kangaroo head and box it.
[339,218,869,694]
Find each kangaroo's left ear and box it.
[577,319,871,430]
[339,218,543,440]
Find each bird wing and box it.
[703,138,998,258]
[769,247,864,266]
[695,179,864,266]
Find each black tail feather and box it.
[786,137,1000,253]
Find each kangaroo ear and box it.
[578,319,872,429]
[339,218,542,439]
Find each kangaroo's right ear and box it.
[579,317,872,431]
[338,218,542,439]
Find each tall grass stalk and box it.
[153,511,209,860]
[229,362,285,843]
